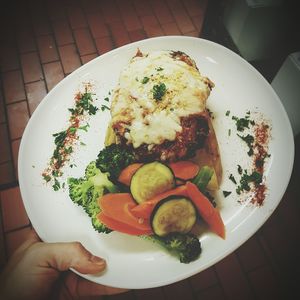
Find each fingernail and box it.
[90,255,106,266]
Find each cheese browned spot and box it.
[110,50,214,162]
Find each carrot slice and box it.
[99,193,151,232]
[118,163,143,186]
[169,161,199,180]
[97,212,153,235]
[186,181,225,239]
[130,184,189,219]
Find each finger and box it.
[2,229,41,274]
[33,241,106,274]
[65,272,129,297]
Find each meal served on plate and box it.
[67,49,225,263]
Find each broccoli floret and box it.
[85,161,101,179]
[96,144,137,180]
[67,163,118,233]
[148,232,201,263]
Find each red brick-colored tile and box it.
[162,22,181,35]
[6,101,30,140]
[0,89,6,123]
[0,44,19,72]
[0,187,30,232]
[237,235,267,272]
[11,138,20,179]
[99,1,121,24]
[86,12,109,38]
[43,61,64,91]
[164,279,194,300]
[133,0,153,17]
[67,5,87,29]
[196,284,226,300]
[189,266,218,292]
[2,70,26,104]
[0,124,11,163]
[5,226,32,258]
[134,287,165,300]
[184,31,199,37]
[116,0,142,31]
[141,15,164,38]
[0,161,15,186]
[106,290,136,300]
[25,81,47,114]
[0,220,6,265]
[80,0,101,14]
[95,36,114,55]
[16,26,36,53]
[260,219,298,276]
[215,253,254,300]
[110,21,131,47]
[128,29,147,42]
[183,0,206,18]
[20,52,43,83]
[173,10,196,34]
[37,35,59,63]
[192,15,205,33]
[151,0,174,25]
[248,266,282,300]
[31,14,52,37]
[74,28,96,56]
[52,19,74,46]
[58,44,81,74]
[46,0,66,20]
[81,53,98,65]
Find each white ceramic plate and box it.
[18,36,294,289]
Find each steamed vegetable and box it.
[186,181,225,239]
[150,196,197,236]
[96,144,137,180]
[169,161,199,180]
[130,162,175,204]
[67,161,118,233]
[98,192,152,235]
[147,232,201,263]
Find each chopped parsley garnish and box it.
[156,67,164,71]
[142,77,150,84]
[223,191,232,197]
[232,115,255,131]
[237,164,243,175]
[236,170,262,194]
[43,88,99,191]
[237,133,254,156]
[226,110,230,116]
[152,83,167,101]
[104,97,109,102]
[229,174,237,184]
[101,104,110,111]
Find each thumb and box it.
[35,241,106,274]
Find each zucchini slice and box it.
[151,196,197,236]
[130,161,175,204]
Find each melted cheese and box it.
[111,50,212,148]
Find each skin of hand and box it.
[0,230,127,300]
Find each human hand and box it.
[0,230,127,299]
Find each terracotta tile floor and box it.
[0,0,299,299]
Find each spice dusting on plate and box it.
[42,84,99,191]
[226,111,271,206]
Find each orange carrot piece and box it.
[186,181,225,239]
[169,161,199,180]
[99,193,151,231]
[130,184,189,219]
[118,163,143,186]
[97,212,153,235]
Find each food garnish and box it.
[43,85,99,190]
